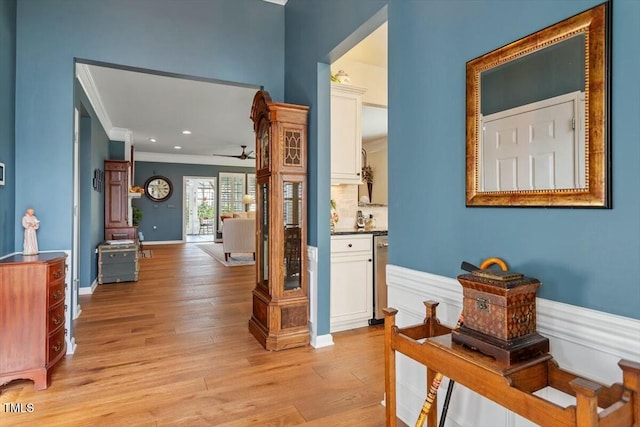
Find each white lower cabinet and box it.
[330,234,373,332]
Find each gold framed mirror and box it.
[466,3,610,207]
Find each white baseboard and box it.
[311,333,334,348]
[330,318,370,333]
[0,251,18,260]
[307,246,319,342]
[143,240,183,245]
[387,264,640,427]
[66,337,77,355]
[79,279,98,295]
[307,245,335,349]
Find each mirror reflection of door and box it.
[479,33,586,192]
[481,91,585,191]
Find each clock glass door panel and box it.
[283,180,303,291]
[258,180,269,290]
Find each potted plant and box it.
[330,199,339,232]
[132,206,143,227]
[197,202,215,219]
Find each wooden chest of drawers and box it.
[0,252,67,390]
[98,243,139,284]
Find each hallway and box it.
[1,244,390,426]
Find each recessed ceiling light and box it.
[174,146,182,150]
[149,138,157,143]
[182,130,192,135]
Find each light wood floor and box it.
[1,244,404,426]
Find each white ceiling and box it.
[80,64,258,164]
[342,22,387,69]
[77,19,385,164]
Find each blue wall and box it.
[0,0,15,257]
[285,0,388,335]
[133,161,254,243]
[14,0,284,253]
[389,0,639,320]
[7,0,638,333]
[285,0,640,322]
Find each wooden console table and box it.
[384,301,639,427]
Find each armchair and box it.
[221,218,255,261]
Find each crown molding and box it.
[109,127,132,143]
[135,151,255,168]
[75,63,113,134]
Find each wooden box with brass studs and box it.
[452,272,549,365]
[98,242,139,284]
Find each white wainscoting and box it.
[387,264,640,427]
[307,245,334,348]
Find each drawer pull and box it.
[52,343,62,352]
[52,290,63,300]
[476,297,489,312]
[53,315,63,325]
[53,270,63,279]
[348,244,353,248]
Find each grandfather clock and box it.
[248,90,310,351]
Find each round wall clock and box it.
[144,175,173,202]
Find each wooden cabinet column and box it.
[104,160,136,241]
[248,90,310,351]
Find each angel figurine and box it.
[22,208,40,255]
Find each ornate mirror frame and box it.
[466,3,610,208]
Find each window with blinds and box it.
[247,173,257,212]
[218,172,257,226]
[219,172,246,218]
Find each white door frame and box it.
[182,176,217,241]
[68,108,81,354]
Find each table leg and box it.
[384,308,398,427]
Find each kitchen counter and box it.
[331,228,387,236]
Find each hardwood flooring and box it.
[1,244,404,426]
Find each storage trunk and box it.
[98,243,139,284]
[452,272,549,364]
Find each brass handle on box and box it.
[53,269,63,279]
[480,257,508,271]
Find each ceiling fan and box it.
[211,145,255,160]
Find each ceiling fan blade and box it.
[212,145,255,160]
[212,153,243,158]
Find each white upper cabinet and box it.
[331,83,366,184]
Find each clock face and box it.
[144,176,173,202]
